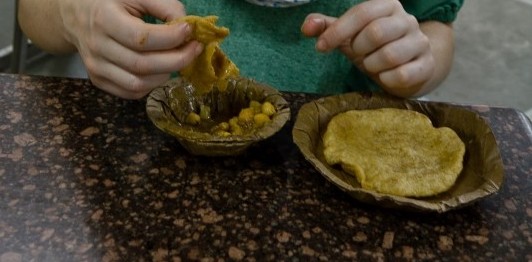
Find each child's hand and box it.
[60,0,203,99]
[301,0,436,97]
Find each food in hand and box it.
[323,108,465,197]
[168,16,240,94]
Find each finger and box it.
[98,7,191,52]
[88,63,170,100]
[130,0,186,21]
[351,14,416,57]
[98,37,203,75]
[379,54,435,91]
[300,13,336,37]
[316,0,398,51]
[362,32,430,74]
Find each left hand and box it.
[301,0,435,97]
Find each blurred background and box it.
[1,0,531,119]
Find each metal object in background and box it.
[10,0,26,73]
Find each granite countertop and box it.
[0,73,530,261]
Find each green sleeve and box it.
[401,0,464,23]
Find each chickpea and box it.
[238,108,255,124]
[214,130,231,137]
[185,112,201,125]
[217,122,230,131]
[230,124,243,136]
[253,113,270,127]
[261,101,276,116]
[249,100,262,114]
[228,117,239,127]
[211,121,230,134]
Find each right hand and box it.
[301,0,437,97]
[60,0,203,99]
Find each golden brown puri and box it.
[167,16,239,94]
[323,108,465,197]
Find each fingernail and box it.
[183,24,194,42]
[181,23,191,34]
[312,18,323,26]
[194,42,204,55]
[300,19,308,32]
[301,18,322,32]
[316,39,327,51]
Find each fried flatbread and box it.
[168,16,239,94]
[323,108,465,197]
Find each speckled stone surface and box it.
[0,73,530,261]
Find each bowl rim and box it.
[292,92,505,213]
[146,77,291,144]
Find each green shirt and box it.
[152,0,463,94]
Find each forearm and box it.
[18,0,77,54]
[415,21,455,96]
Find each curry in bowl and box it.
[146,77,290,156]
